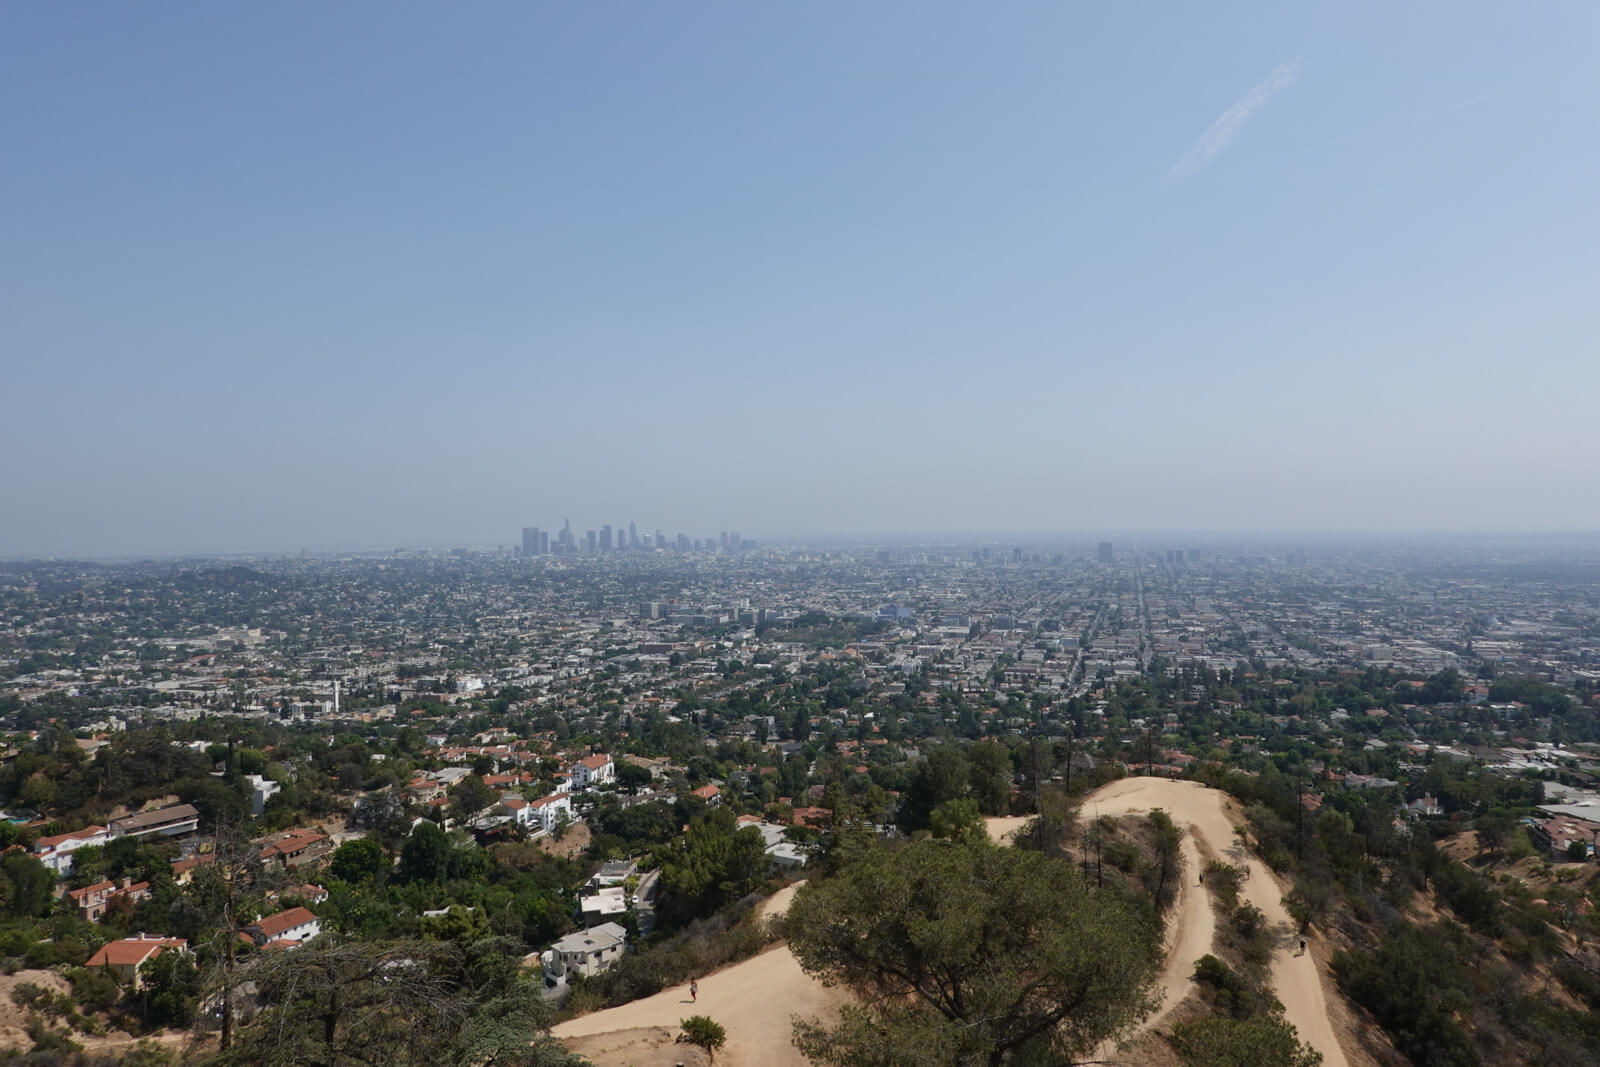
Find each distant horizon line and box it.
[6,527,1600,564]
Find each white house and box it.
[244,775,281,816]
[1406,794,1444,818]
[541,922,627,983]
[248,906,322,947]
[580,886,627,925]
[33,825,110,875]
[530,793,574,834]
[569,754,615,790]
[738,817,810,870]
[500,792,573,835]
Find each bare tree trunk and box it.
[210,810,261,1052]
[323,985,338,1066]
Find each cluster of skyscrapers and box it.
[520,520,748,557]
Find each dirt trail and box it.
[554,880,845,1067]
[564,780,1352,1066]
[1059,777,1351,1067]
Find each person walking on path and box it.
[690,978,698,1003]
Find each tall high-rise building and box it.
[1097,541,1114,563]
[538,530,549,555]
[586,530,597,553]
[600,524,612,551]
[521,527,537,556]
[628,521,637,548]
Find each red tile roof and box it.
[87,937,186,968]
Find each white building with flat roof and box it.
[541,922,627,984]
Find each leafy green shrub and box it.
[1172,1014,1322,1067]
[1332,925,1478,1066]
[119,1039,178,1067]
[10,980,59,1014]
[1204,861,1241,910]
[1192,954,1275,1020]
[1554,959,1600,1010]
[23,1016,83,1054]
[67,966,119,1014]
[23,937,90,969]
[679,1015,727,1061]
[1102,839,1141,873]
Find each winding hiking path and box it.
[560,779,1351,1066]
[1034,777,1350,1067]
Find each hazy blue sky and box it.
[4,3,1599,556]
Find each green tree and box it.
[656,808,768,929]
[1171,1014,1322,1067]
[219,937,585,1067]
[421,905,491,944]
[1011,787,1078,858]
[400,821,452,884]
[1474,812,1511,856]
[1332,925,1477,1066]
[616,761,654,795]
[966,740,1013,816]
[680,1015,728,1062]
[1418,668,1465,706]
[897,746,970,834]
[452,774,496,818]
[451,976,589,1066]
[329,836,388,885]
[789,837,1160,1065]
[927,798,985,844]
[3,852,53,918]
[1144,809,1184,915]
[140,948,201,1029]
[119,1040,178,1067]
[65,844,107,888]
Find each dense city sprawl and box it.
[3,539,1600,1065]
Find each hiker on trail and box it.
[1299,938,1306,955]
[690,979,698,1003]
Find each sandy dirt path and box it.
[1063,777,1351,1067]
[565,780,1350,1067]
[554,881,846,1067]
[987,797,1213,1054]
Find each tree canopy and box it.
[215,935,586,1067]
[655,807,768,929]
[788,836,1161,1065]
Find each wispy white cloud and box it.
[1166,59,1302,182]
